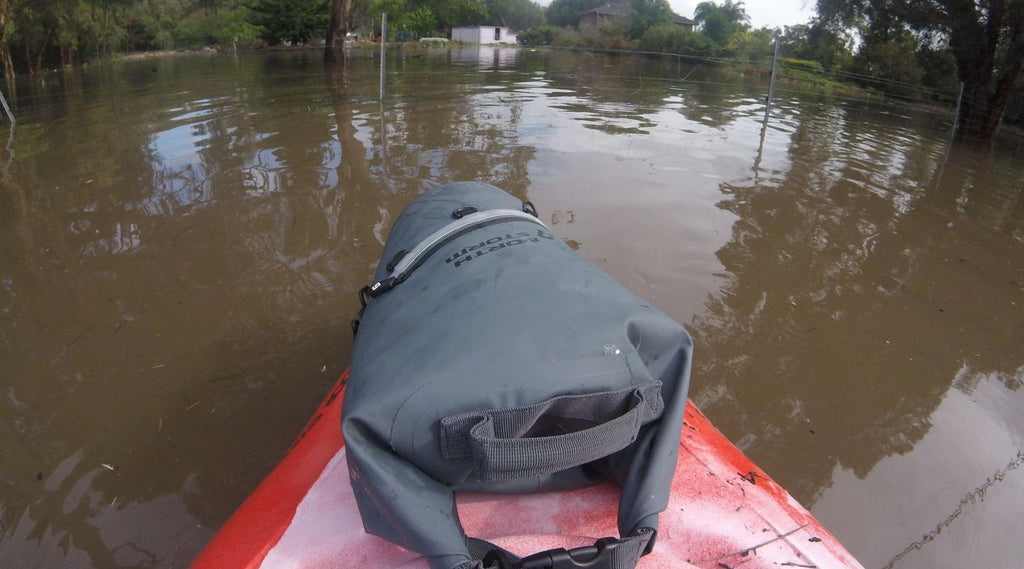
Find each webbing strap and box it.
[452,528,656,569]
[440,383,663,481]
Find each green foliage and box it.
[916,44,958,96]
[727,29,771,62]
[627,0,672,39]
[544,0,603,28]
[778,57,823,73]
[485,0,543,31]
[693,0,748,44]
[637,24,714,56]
[852,29,924,98]
[397,5,436,36]
[779,19,852,70]
[122,1,182,51]
[534,24,630,50]
[516,24,556,46]
[175,7,260,48]
[367,0,406,21]
[816,0,1024,140]
[248,0,329,45]
[432,0,488,30]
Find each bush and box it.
[247,0,329,46]
[637,25,714,57]
[517,25,556,46]
[175,8,261,49]
[728,30,772,62]
[779,57,824,74]
[398,6,438,37]
[552,26,582,47]
[548,26,632,50]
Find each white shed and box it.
[451,26,518,45]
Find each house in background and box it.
[451,26,518,45]
[673,14,696,30]
[579,2,695,31]
[579,2,632,28]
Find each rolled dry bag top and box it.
[342,182,693,569]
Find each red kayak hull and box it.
[191,370,863,569]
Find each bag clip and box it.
[452,206,478,219]
[367,276,397,299]
[518,537,627,569]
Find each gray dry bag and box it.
[342,182,693,569]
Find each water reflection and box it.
[451,45,520,68]
[691,92,1024,509]
[0,49,546,568]
[813,369,1024,569]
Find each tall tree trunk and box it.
[324,0,353,62]
[956,89,1004,143]
[35,28,52,74]
[0,0,11,81]
[24,37,35,75]
[948,0,1024,143]
[2,50,13,82]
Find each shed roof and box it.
[579,2,695,26]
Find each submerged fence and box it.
[380,39,1016,148]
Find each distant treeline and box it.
[520,0,1023,139]
[0,0,1019,140]
[0,0,544,77]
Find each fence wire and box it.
[528,47,1024,145]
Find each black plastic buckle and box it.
[518,537,623,569]
[366,276,397,299]
[452,206,478,219]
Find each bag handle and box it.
[440,382,664,481]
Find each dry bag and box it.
[342,181,693,569]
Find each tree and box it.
[485,0,543,31]
[693,0,749,45]
[728,28,773,62]
[627,0,672,39]
[0,0,14,80]
[779,18,854,71]
[817,0,1024,142]
[325,0,355,58]
[249,0,328,45]
[854,27,925,97]
[544,0,604,28]
[638,23,715,56]
[399,5,437,36]
[431,0,488,30]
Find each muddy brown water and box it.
[1,47,1022,569]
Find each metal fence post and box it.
[950,82,965,138]
[0,87,13,126]
[764,36,780,123]
[380,13,387,100]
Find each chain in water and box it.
[882,450,1024,569]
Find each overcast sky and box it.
[674,0,816,28]
[536,0,818,30]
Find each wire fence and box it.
[492,44,1022,148]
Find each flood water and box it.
[1,47,1022,569]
